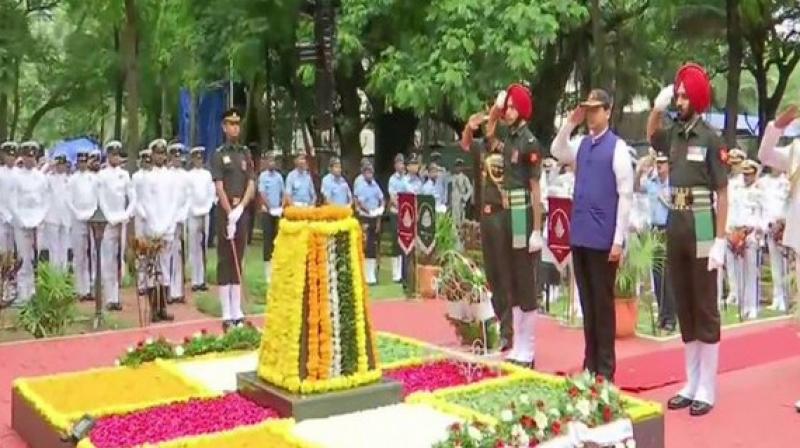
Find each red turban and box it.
[674,63,711,114]
[505,84,533,121]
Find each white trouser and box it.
[13,227,37,303]
[679,342,719,405]
[219,284,244,321]
[100,224,123,305]
[169,225,184,298]
[44,223,70,271]
[71,222,93,296]
[724,247,738,302]
[506,306,536,363]
[0,221,14,253]
[187,215,208,287]
[766,237,787,311]
[734,236,760,319]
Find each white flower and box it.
[114,359,121,367]
[625,439,637,448]
[534,411,548,430]
[518,394,530,404]
[145,337,154,345]
[500,409,514,422]
[576,399,591,418]
[467,425,483,441]
[175,345,185,357]
[127,346,134,353]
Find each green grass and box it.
[544,292,789,337]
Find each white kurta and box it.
[758,121,800,252]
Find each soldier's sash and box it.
[691,188,715,258]
[508,189,528,249]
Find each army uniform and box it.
[210,109,256,329]
[0,142,19,254]
[97,141,137,310]
[186,146,216,292]
[10,142,49,304]
[650,63,728,416]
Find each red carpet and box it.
[615,325,800,392]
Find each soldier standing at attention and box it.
[257,151,283,283]
[132,149,152,295]
[647,63,729,416]
[386,154,407,283]
[321,157,353,206]
[284,153,316,207]
[67,149,99,302]
[167,142,191,304]
[0,142,18,255]
[43,154,71,271]
[450,159,474,228]
[210,108,256,331]
[354,163,385,285]
[186,146,216,292]
[461,84,543,368]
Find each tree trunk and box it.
[374,106,418,186]
[264,50,275,154]
[752,62,768,143]
[10,58,21,140]
[724,0,743,147]
[122,0,140,170]
[160,70,169,137]
[335,62,365,180]
[188,88,197,146]
[0,93,7,141]
[590,0,606,87]
[114,26,123,140]
[22,95,69,140]
[530,31,583,147]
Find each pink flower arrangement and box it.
[384,360,502,397]
[88,394,278,448]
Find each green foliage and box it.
[614,231,665,299]
[16,263,78,338]
[446,316,500,350]
[118,336,176,367]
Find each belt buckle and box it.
[671,188,692,210]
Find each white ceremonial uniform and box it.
[721,173,745,305]
[139,166,182,288]
[97,165,136,306]
[43,171,71,270]
[132,167,149,291]
[186,166,216,288]
[758,173,790,311]
[67,170,99,297]
[758,122,800,305]
[0,164,17,253]
[10,167,49,303]
[167,167,191,300]
[727,181,765,319]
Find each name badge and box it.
[686,146,707,162]
[222,155,231,165]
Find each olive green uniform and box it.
[210,144,255,285]
[471,126,541,342]
[651,117,728,343]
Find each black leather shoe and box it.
[689,401,713,416]
[667,395,693,410]
[105,303,122,312]
[222,320,232,333]
[198,284,208,292]
[191,285,199,292]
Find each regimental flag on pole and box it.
[397,193,417,255]
[547,196,573,271]
[416,194,436,255]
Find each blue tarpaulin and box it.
[178,86,228,162]
[48,137,100,168]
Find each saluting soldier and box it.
[42,154,71,271]
[10,142,48,304]
[461,84,544,368]
[321,157,353,206]
[257,151,284,282]
[647,63,729,416]
[387,154,407,283]
[354,162,385,285]
[0,142,19,254]
[97,141,136,311]
[284,153,316,207]
[67,148,99,301]
[210,108,256,331]
[186,146,216,292]
[167,142,191,304]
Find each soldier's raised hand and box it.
[653,84,674,112]
[775,105,798,129]
[568,107,586,126]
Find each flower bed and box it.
[384,359,504,397]
[375,332,438,367]
[292,404,458,448]
[14,362,216,431]
[80,394,278,448]
[173,352,258,394]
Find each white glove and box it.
[269,207,283,217]
[226,222,236,240]
[528,231,544,253]
[228,205,244,224]
[707,237,726,271]
[494,90,507,108]
[653,84,674,112]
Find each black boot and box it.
[158,286,174,321]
